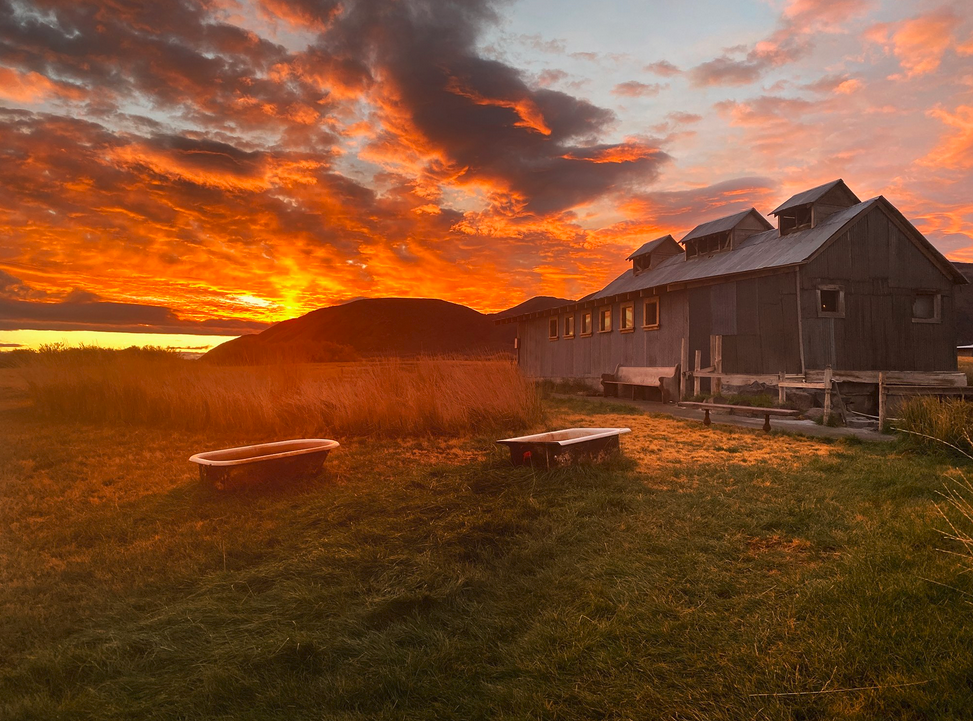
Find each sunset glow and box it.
[2,0,972,349]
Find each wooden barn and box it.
[498,180,968,408]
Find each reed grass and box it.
[897,396,973,457]
[19,348,541,437]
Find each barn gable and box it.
[627,235,682,274]
[805,196,967,286]
[772,179,860,234]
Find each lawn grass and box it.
[3,392,973,719]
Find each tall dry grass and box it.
[897,396,973,457]
[20,349,541,437]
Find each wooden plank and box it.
[694,372,782,384]
[878,371,886,430]
[804,369,967,386]
[823,366,833,419]
[678,402,800,416]
[680,337,689,401]
[694,350,701,397]
[710,282,737,335]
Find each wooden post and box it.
[680,337,689,401]
[878,371,886,431]
[823,365,833,421]
[711,335,723,397]
[693,350,701,398]
[778,371,786,406]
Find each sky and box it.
[1,0,972,350]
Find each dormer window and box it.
[680,209,772,261]
[771,179,861,235]
[778,204,812,236]
[685,231,731,259]
[627,235,681,275]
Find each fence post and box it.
[711,335,723,397]
[778,371,786,405]
[693,350,701,398]
[680,337,689,401]
[878,371,886,430]
[823,366,833,420]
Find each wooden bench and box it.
[602,365,679,404]
[677,402,801,432]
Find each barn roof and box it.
[497,195,966,324]
[771,179,860,215]
[681,208,772,243]
[626,235,674,260]
[588,201,874,301]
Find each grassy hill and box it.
[203,296,571,364]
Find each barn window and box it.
[685,231,731,260]
[580,311,592,336]
[913,291,941,323]
[564,315,575,338]
[620,303,635,332]
[817,285,844,318]
[643,297,660,329]
[778,204,812,235]
[599,307,612,333]
[549,318,558,340]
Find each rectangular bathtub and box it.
[496,428,631,468]
[190,438,339,490]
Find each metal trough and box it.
[189,438,339,490]
[496,428,631,469]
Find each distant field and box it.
[959,355,973,385]
[15,351,539,437]
[3,369,973,719]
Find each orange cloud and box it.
[867,10,963,78]
[922,105,973,171]
[445,77,552,135]
[0,67,85,103]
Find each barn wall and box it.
[518,272,805,380]
[517,202,959,379]
[688,272,802,375]
[800,206,957,371]
[517,290,688,380]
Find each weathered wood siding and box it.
[517,291,688,380]
[516,204,959,380]
[688,273,802,375]
[800,206,957,371]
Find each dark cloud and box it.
[0,0,337,138]
[0,297,269,335]
[301,0,667,213]
[0,0,674,322]
[0,269,48,300]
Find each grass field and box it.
[3,364,973,719]
[18,351,539,437]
